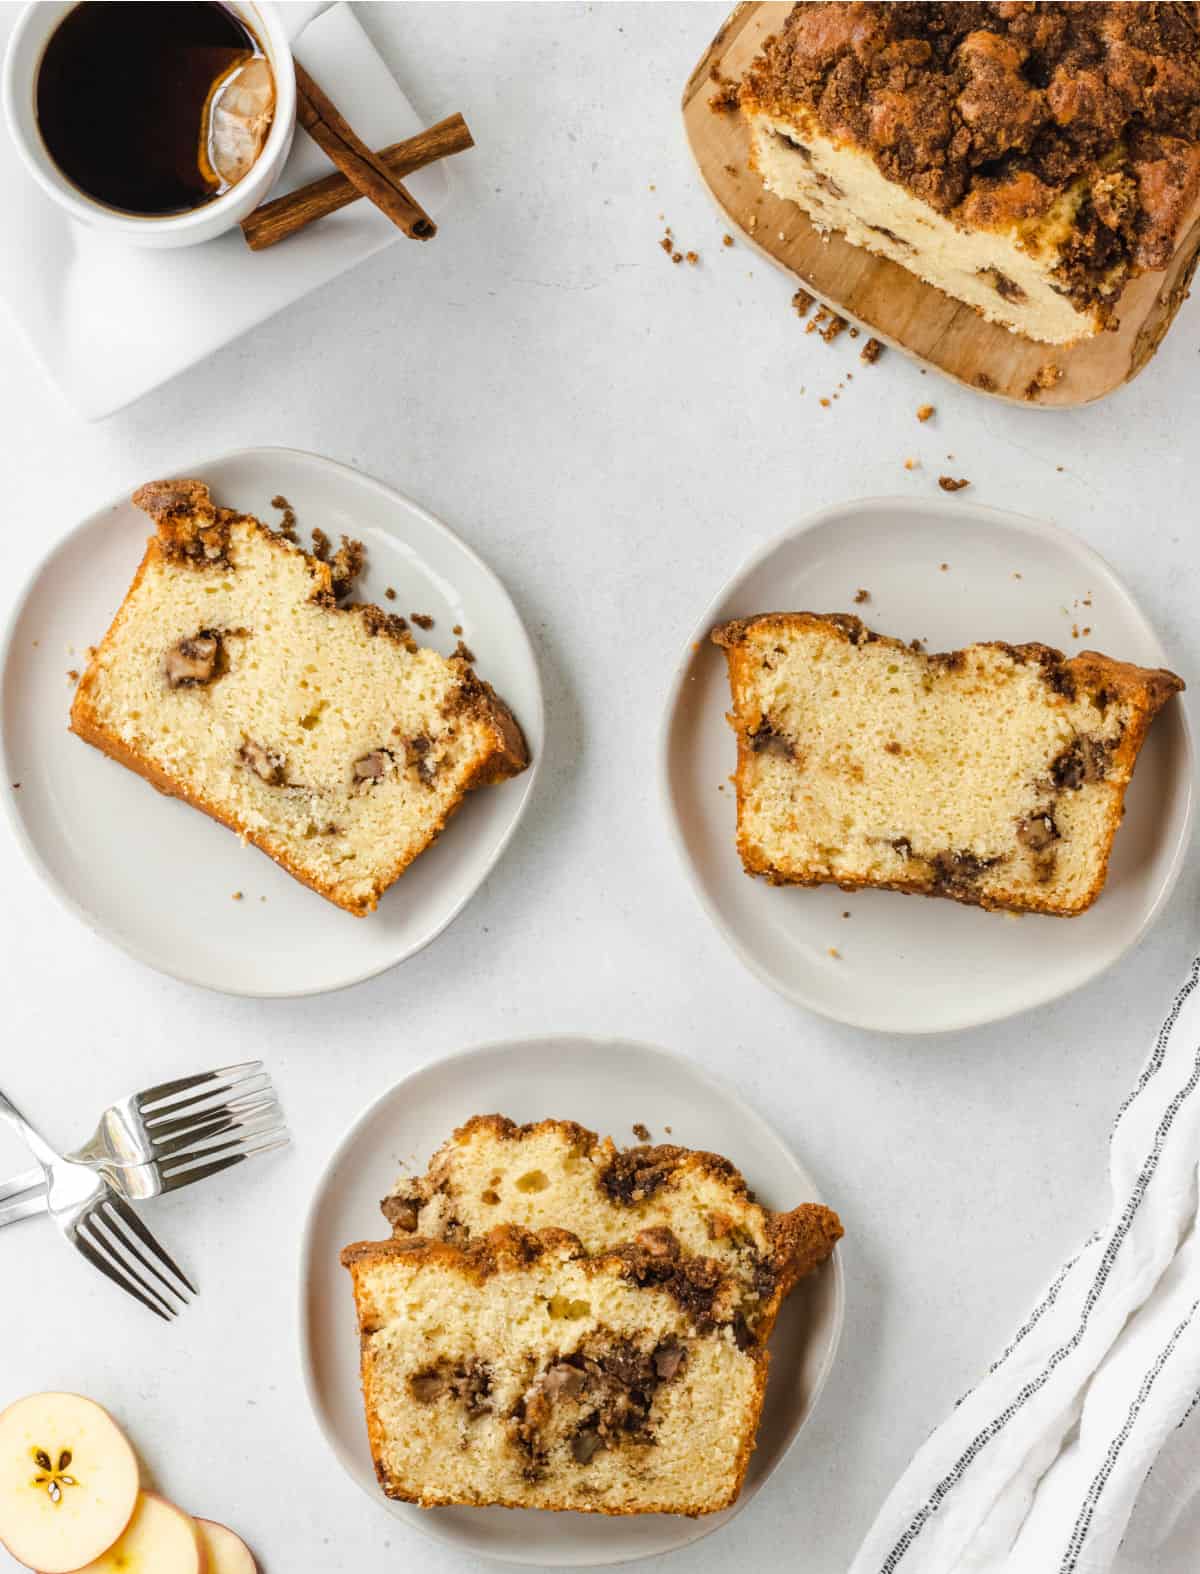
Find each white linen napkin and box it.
[852,957,1200,1574]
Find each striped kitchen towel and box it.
[851,957,1200,1574]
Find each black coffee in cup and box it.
[35,2,276,217]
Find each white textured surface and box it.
[0,5,1197,1573]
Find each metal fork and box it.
[0,1086,194,1320]
[0,1062,288,1227]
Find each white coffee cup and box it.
[2,1,296,248]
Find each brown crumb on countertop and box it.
[452,624,463,636]
[819,397,831,408]
[803,304,846,341]
[385,587,396,601]
[860,337,883,364]
[939,476,970,492]
[685,250,699,265]
[722,233,734,247]
[904,458,919,470]
[828,947,841,959]
[411,613,435,630]
[917,404,935,422]
[842,911,851,918]
[819,311,848,343]
[939,563,949,572]
[791,288,814,318]
[854,588,870,604]
[232,891,243,901]
[632,1123,651,1143]
[67,669,79,682]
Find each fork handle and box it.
[0,1090,60,1173]
[0,1166,43,1206]
[0,1186,47,1228]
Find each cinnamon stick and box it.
[241,113,472,251]
[293,60,436,241]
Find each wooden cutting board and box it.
[683,2,1200,408]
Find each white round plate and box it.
[300,1035,844,1568]
[660,497,1192,1035]
[0,447,543,997]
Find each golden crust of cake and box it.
[380,1113,842,1339]
[712,612,1183,917]
[70,480,529,916]
[741,3,1200,308]
[340,1225,769,1515]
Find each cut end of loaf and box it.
[341,1225,769,1515]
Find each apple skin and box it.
[196,1518,258,1573]
[61,1490,206,1573]
[0,1392,139,1574]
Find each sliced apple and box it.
[68,1491,203,1573]
[197,1518,257,1572]
[0,1392,139,1574]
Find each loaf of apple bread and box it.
[70,480,528,915]
[380,1115,843,1341]
[341,1225,769,1515]
[712,612,1183,916]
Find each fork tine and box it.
[135,1062,264,1112]
[158,1122,288,1171]
[147,1091,280,1143]
[104,1196,196,1296]
[160,1152,248,1193]
[90,1208,186,1307]
[73,1224,173,1321]
[142,1074,273,1127]
[159,1133,290,1192]
[149,1099,282,1156]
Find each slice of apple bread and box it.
[712,612,1182,917]
[341,1225,769,1515]
[70,480,529,916]
[380,1115,842,1342]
